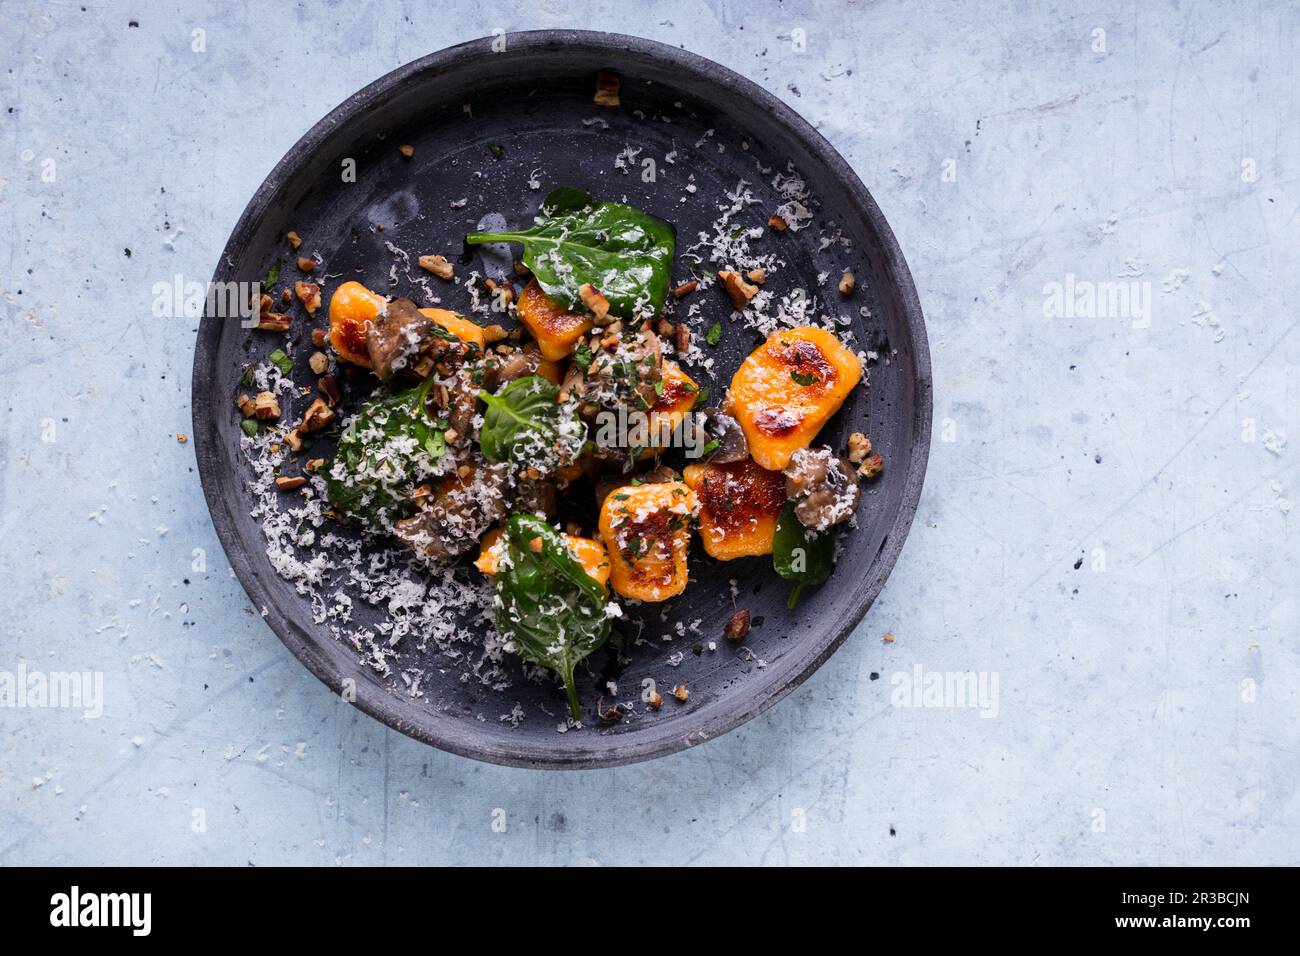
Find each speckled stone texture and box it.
[1,1,1296,865]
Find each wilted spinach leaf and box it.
[466,187,675,323]
[478,375,579,466]
[493,514,611,718]
[325,377,446,524]
[772,502,836,608]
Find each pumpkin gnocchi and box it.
[598,481,698,602]
[682,458,788,560]
[515,279,593,361]
[726,326,862,470]
[475,526,611,588]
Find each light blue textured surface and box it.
[2,0,1297,866]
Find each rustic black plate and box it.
[192,31,931,769]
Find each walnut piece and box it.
[296,256,316,274]
[724,608,751,643]
[308,351,328,375]
[768,214,789,232]
[838,270,856,296]
[578,283,611,323]
[398,143,414,158]
[671,684,689,702]
[274,476,306,491]
[294,281,321,315]
[298,397,335,435]
[847,432,872,464]
[857,451,884,480]
[418,254,454,280]
[673,279,698,298]
[594,71,620,107]
[717,270,758,309]
[286,230,303,251]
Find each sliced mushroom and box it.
[393,461,509,559]
[699,407,749,463]
[515,475,558,519]
[783,446,861,531]
[365,297,435,381]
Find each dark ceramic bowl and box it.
[192,31,931,768]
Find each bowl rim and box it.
[191,29,933,769]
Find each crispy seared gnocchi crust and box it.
[641,360,698,457]
[418,308,486,350]
[475,526,611,587]
[726,326,862,470]
[516,279,593,361]
[682,458,787,559]
[598,481,698,602]
[328,280,385,367]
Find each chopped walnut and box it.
[308,351,328,375]
[444,427,460,446]
[838,270,856,296]
[286,230,302,251]
[305,458,325,473]
[311,327,326,347]
[717,270,758,309]
[398,143,414,158]
[275,476,307,491]
[857,451,884,480]
[175,433,187,444]
[674,323,691,353]
[280,288,291,304]
[255,313,291,332]
[294,280,321,315]
[484,276,514,306]
[656,318,675,338]
[283,428,303,452]
[746,268,767,285]
[317,374,341,407]
[647,690,664,711]
[296,256,316,274]
[594,71,620,107]
[724,608,751,643]
[768,214,789,232]
[484,324,508,343]
[252,391,281,420]
[578,283,611,323]
[298,397,335,434]
[671,684,689,702]
[418,254,454,280]
[673,279,698,298]
[847,432,872,463]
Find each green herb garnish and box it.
[268,349,294,378]
[325,377,446,524]
[706,322,722,346]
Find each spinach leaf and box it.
[477,375,580,467]
[325,377,446,524]
[493,514,611,718]
[772,502,836,609]
[466,187,675,324]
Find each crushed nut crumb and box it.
[717,269,758,308]
[724,608,751,643]
[418,254,454,280]
[847,432,872,463]
[857,451,884,480]
[838,270,856,296]
[286,230,302,250]
[275,476,307,491]
[294,280,321,315]
[768,214,788,232]
[673,279,698,298]
[594,71,620,107]
[671,684,689,702]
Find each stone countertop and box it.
[1,0,1295,865]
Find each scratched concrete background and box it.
[2,0,1297,866]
